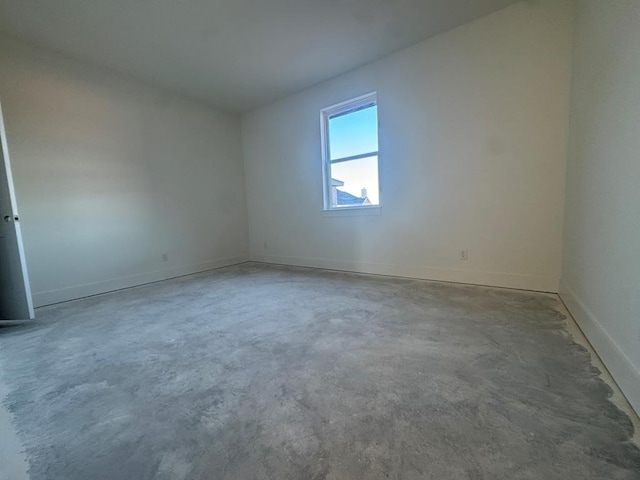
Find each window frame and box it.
[320,92,380,212]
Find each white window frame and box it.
[320,92,380,212]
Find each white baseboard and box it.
[251,253,559,293]
[559,280,640,416]
[32,254,249,307]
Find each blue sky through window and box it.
[328,104,379,205]
[328,106,378,160]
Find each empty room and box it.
[0,0,639,478]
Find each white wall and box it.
[242,0,573,292]
[0,35,249,307]
[560,1,640,414]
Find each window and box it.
[321,93,379,210]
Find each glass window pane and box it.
[329,156,379,208]
[328,105,378,160]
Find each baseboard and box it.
[32,254,249,307]
[250,253,559,293]
[559,280,640,416]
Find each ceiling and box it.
[0,0,520,113]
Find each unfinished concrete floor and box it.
[1,263,639,480]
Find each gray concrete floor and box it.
[1,262,639,479]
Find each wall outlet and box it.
[263,242,268,250]
[459,249,468,261]
[162,253,169,262]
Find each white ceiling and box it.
[0,0,519,113]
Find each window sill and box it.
[322,206,381,217]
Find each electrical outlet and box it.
[459,249,468,261]
[162,253,169,262]
[263,242,268,250]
